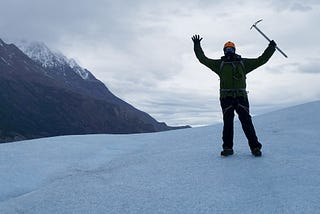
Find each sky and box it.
[1,0,320,127]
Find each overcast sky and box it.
[1,0,320,126]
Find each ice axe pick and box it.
[250,19,288,58]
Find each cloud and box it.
[263,58,320,74]
[1,0,320,126]
[267,0,319,12]
[295,59,320,73]
[290,3,312,12]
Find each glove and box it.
[192,35,203,45]
[269,40,276,47]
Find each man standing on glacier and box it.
[192,35,276,157]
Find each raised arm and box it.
[192,35,220,74]
[243,40,276,74]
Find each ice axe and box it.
[250,19,288,58]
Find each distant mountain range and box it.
[0,39,189,142]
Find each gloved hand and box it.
[192,35,203,45]
[269,40,276,47]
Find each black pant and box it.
[220,96,261,151]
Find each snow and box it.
[17,41,66,68]
[17,41,91,80]
[68,58,89,80]
[1,101,320,213]
[0,39,5,47]
[0,57,11,66]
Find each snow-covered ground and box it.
[1,101,320,214]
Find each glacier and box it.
[0,101,320,213]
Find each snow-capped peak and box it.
[68,58,90,80]
[0,39,4,47]
[18,41,67,68]
[17,41,91,80]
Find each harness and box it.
[220,88,248,98]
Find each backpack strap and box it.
[219,60,225,74]
[239,60,246,73]
[219,54,245,73]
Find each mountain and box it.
[0,39,189,142]
[16,40,124,102]
[0,101,319,213]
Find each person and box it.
[192,35,276,157]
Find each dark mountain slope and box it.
[0,39,189,142]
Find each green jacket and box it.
[194,43,276,98]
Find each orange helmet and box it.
[223,41,236,50]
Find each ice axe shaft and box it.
[251,20,288,58]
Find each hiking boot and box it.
[221,148,234,156]
[251,148,262,157]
